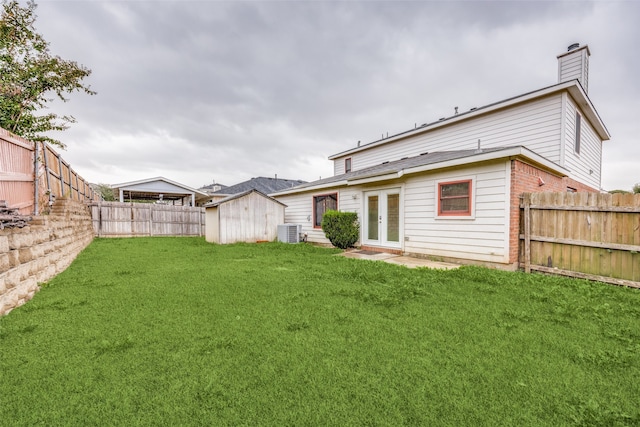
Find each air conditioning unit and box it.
[278,224,301,244]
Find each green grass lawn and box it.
[1,238,639,426]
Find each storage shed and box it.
[205,190,286,244]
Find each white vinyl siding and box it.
[563,97,602,189]
[333,95,563,175]
[558,47,589,91]
[403,161,510,263]
[277,187,360,245]
[276,161,511,263]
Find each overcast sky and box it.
[33,0,640,191]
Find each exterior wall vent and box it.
[278,224,301,243]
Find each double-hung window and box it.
[437,179,472,216]
[313,193,338,228]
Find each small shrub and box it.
[321,210,359,249]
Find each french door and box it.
[363,188,401,248]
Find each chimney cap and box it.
[568,43,580,51]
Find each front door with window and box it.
[363,188,401,248]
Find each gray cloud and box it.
[32,0,640,190]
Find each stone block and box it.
[43,264,57,282]
[4,269,19,289]
[12,232,34,250]
[50,250,62,264]
[31,244,45,259]
[29,217,48,226]
[34,230,51,245]
[0,290,19,312]
[18,247,34,264]
[40,241,56,255]
[0,253,9,274]
[7,250,19,268]
[0,235,9,253]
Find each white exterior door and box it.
[363,188,401,248]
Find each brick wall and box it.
[508,160,598,263]
[0,198,94,316]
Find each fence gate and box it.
[520,192,640,288]
[90,202,205,237]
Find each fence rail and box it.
[90,202,205,237]
[520,192,640,288]
[0,127,98,215]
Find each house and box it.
[111,177,210,206]
[205,190,286,244]
[202,176,306,205]
[272,44,610,268]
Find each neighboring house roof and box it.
[204,189,287,208]
[199,182,228,194]
[272,146,569,196]
[111,176,209,201]
[329,80,610,161]
[212,176,307,196]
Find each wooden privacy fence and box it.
[40,142,98,207]
[0,127,98,215]
[90,202,205,237]
[0,129,36,215]
[520,192,640,288]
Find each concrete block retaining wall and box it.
[0,198,94,316]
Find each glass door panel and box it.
[367,195,379,240]
[386,193,399,243]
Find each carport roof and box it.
[111,176,209,202]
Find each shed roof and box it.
[205,189,287,208]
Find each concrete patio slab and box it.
[339,250,460,270]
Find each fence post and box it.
[56,155,63,196]
[523,193,531,274]
[33,140,39,215]
[98,201,102,237]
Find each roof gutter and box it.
[270,180,349,197]
[274,147,569,197]
[346,170,404,186]
[403,146,569,178]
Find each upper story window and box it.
[345,158,352,173]
[313,193,337,228]
[438,179,472,216]
[575,112,582,154]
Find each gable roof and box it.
[212,176,307,195]
[272,146,569,196]
[329,80,610,161]
[111,176,209,198]
[204,189,287,208]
